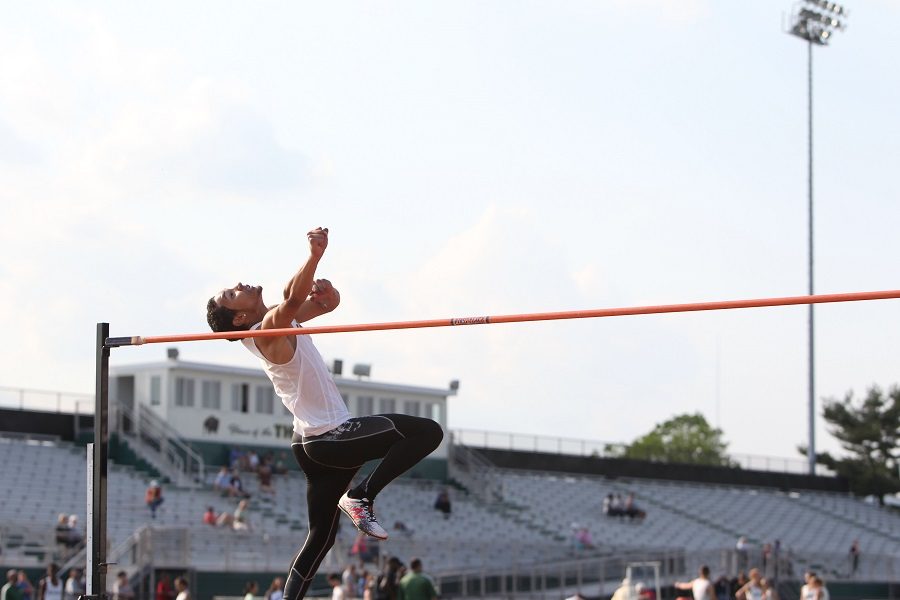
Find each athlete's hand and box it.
[308,227,329,259]
[309,278,340,310]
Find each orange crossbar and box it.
[105,289,900,347]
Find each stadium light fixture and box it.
[784,1,848,476]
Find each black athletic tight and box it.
[282,414,443,600]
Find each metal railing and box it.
[452,428,835,476]
[0,385,93,414]
[110,401,205,488]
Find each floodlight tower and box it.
[786,0,848,476]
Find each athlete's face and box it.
[216,282,263,312]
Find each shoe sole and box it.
[338,501,389,540]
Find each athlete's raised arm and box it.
[262,227,328,331]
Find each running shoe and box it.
[338,492,389,540]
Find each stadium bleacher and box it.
[1,434,898,595]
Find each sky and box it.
[1,1,898,462]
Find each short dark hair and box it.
[206,297,245,341]
[700,565,710,577]
[410,558,422,570]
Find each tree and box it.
[606,413,735,467]
[807,385,900,503]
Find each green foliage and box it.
[808,386,900,502]
[605,413,735,467]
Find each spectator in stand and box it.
[275,452,289,475]
[216,510,234,528]
[65,516,82,549]
[213,467,232,494]
[228,447,243,471]
[233,499,251,531]
[145,481,164,519]
[248,451,260,472]
[2,570,23,600]
[433,489,451,519]
[609,494,624,517]
[375,557,402,600]
[258,459,275,496]
[111,572,134,600]
[735,536,750,570]
[397,559,437,600]
[63,570,83,600]
[16,571,34,600]
[36,564,63,600]
[243,581,258,600]
[674,565,715,600]
[571,525,595,551]
[230,470,251,499]
[264,578,284,600]
[624,492,646,521]
[173,577,190,600]
[849,540,860,576]
[602,494,612,516]
[328,574,345,600]
[155,573,175,600]
[392,521,413,538]
[53,515,70,551]
[203,506,218,526]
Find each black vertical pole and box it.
[90,323,110,598]
[806,40,817,477]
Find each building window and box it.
[174,377,194,407]
[429,402,442,422]
[150,376,161,406]
[403,400,419,417]
[256,386,275,414]
[357,396,373,415]
[201,380,221,410]
[379,398,395,413]
[232,383,249,414]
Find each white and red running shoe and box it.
[338,492,389,540]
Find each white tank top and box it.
[692,578,711,600]
[44,579,63,600]
[242,322,350,436]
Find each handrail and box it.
[452,428,835,476]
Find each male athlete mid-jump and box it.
[205,227,443,600]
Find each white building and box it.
[109,348,456,480]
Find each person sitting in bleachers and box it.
[433,489,451,519]
[257,459,275,496]
[609,493,624,517]
[53,515,70,550]
[202,507,217,526]
[64,516,82,549]
[213,467,231,494]
[233,499,251,531]
[229,471,251,499]
[392,520,413,538]
[145,481,164,519]
[624,493,646,521]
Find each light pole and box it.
[786,0,848,475]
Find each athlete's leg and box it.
[282,435,358,600]
[345,414,443,500]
